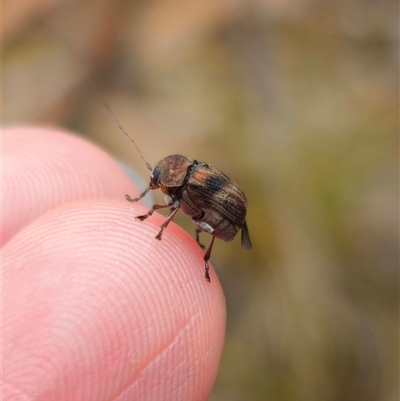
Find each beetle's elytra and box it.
[106,104,252,282]
[126,155,252,282]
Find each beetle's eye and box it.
[150,166,161,188]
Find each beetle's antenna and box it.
[104,103,153,171]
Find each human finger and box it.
[3,199,226,401]
[2,126,138,246]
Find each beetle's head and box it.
[149,165,161,189]
[150,155,194,190]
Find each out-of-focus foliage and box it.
[4,0,398,400]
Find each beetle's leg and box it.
[126,187,152,203]
[136,203,171,221]
[241,220,252,250]
[195,229,206,250]
[203,234,216,283]
[155,205,180,240]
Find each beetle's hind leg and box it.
[155,205,180,240]
[195,229,206,250]
[203,234,216,283]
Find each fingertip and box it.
[3,200,226,400]
[2,126,139,246]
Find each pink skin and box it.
[2,127,226,401]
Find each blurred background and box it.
[4,0,398,400]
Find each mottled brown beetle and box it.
[106,105,252,282]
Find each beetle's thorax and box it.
[154,154,194,193]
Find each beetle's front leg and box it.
[136,204,171,221]
[126,187,152,203]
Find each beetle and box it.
[106,105,252,282]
